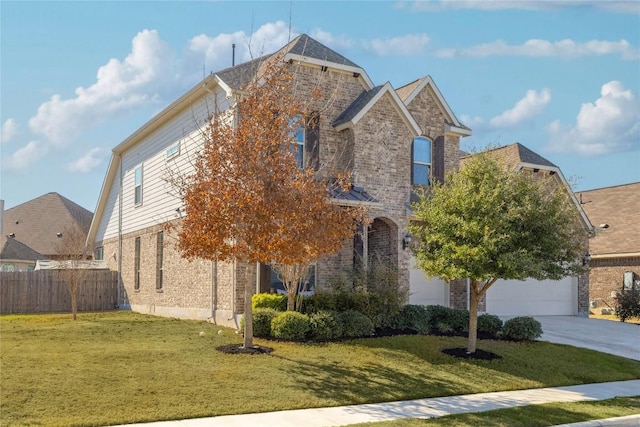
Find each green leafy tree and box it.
[410,151,586,353]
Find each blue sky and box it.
[1,1,639,211]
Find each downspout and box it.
[117,153,123,308]
[211,259,217,323]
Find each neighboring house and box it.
[1,192,93,260]
[88,34,471,326]
[409,143,592,317]
[578,182,640,312]
[0,236,47,271]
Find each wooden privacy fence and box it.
[0,270,118,314]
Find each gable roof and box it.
[2,193,93,257]
[397,75,471,136]
[472,143,558,169]
[214,56,268,92]
[462,143,591,231]
[281,34,374,90]
[0,236,47,263]
[332,82,421,136]
[578,182,640,257]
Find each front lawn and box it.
[352,396,640,426]
[2,311,639,426]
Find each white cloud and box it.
[67,148,107,173]
[546,81,640,156]
[29,29,175,144]
[410,1,639,13]
[0,118,19,143]
[437,38,639,60]
[183,21,294,80]
[490,89,551,128]
[459,114,485,129]
[3,141,48,171]
[363,33,430,56]
[310,29,354,50]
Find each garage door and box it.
[409,256,448,306]
[485,276,577,316]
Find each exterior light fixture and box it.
[402,234,412,250]
[56,232,63,238]
[582,251,591,266]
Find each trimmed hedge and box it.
[240,308,279,338]
[477,313,503,337]
[503,316,542,341]
[338,310,374,338]
[426,305,468,333]
[252,293,287,311]
[393,304,430,334]
[271,311,311,341]
[309,310,343,341]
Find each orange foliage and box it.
[173,53,361,269]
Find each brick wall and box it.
[589,257,640,311]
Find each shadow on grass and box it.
[268,350,459,403]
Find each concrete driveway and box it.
[533,316,640,361]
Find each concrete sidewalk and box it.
[115,379,640,427]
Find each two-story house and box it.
[89,34,590,325]
[88,34,472,326]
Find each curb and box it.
[554,414,640,426]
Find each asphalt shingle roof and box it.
[332,86,384,128]
[286,34,360,68]
[462,143,557,170]
[2,193,93,257]
[0,236,47,262]
[578,182,640,256]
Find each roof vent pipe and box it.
[232,43,236,67]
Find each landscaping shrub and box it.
[338,310,374,338]
[270,311,311,341]
[614,290,640,322]
[240,308,279,337]
[309,310,343,341]
[448,308,469,332]
[252,293,286,311]
[477,313,503,337]
[392,304,430,334]
[503,316,542,341]
[425,305,468,333]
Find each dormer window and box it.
[412,137,432,186]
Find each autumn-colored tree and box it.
[54,224,93,320]
[171,54,359,347]
[410,152,586,354]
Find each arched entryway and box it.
[354,217,399,273]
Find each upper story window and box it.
[412,137,432,186]
[166,144,180,159]
[95,246,104,261]
[290,115,305,169]
[134,165,143,206]
[289,113,320,170]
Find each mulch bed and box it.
[216,344,274,355]
[441,347,502,360]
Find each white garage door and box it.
[409,257,448,306]
[485,276,577,316]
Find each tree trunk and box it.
[467,281,479,354]
[243,267,254,348]
[71,289,78,321]
[287,291,295,311]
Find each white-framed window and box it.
[290,115,305,169]
[134,165,143,206]
[412,137,432,186]
[269,265,316,296]
[95,246,104,261]
[166,144,180,159]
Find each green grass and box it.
[2,311,639,426]
[352,396,640,426]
